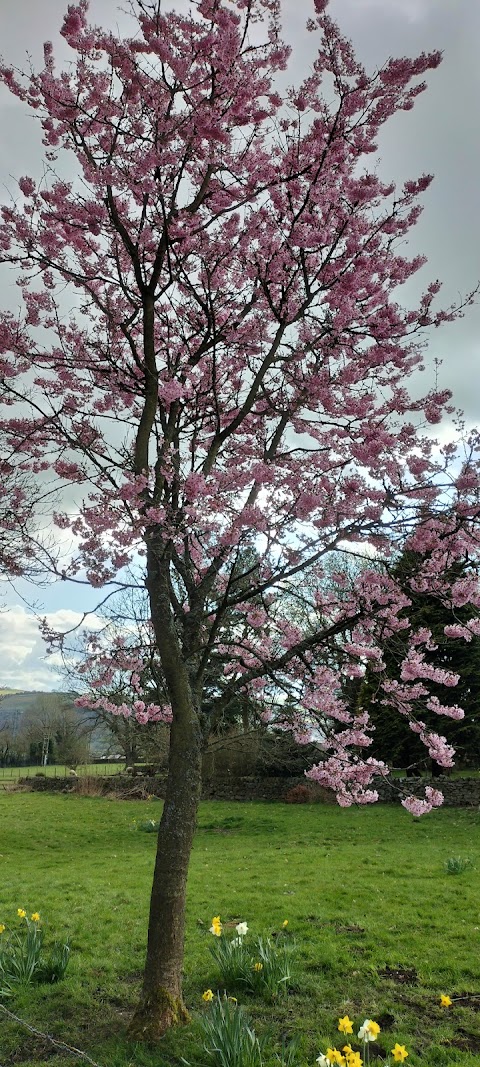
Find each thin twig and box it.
[0,1003,105,1067]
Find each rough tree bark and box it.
[128,545,204,1039]
[128,710,202,1038]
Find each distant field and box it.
[1,795,480,1067]
[0,761,125,780]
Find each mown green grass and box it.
[1,793,480,1067]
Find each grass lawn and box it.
[1,793,480,1067]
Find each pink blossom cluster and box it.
[306,754,388,807]
[401,787,444,817]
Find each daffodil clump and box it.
[0,908,70,999]
[198,977,456,1067]
[200,991,264,1067]
[202,923,455,1067]
[316,1017,410,1067]
[207,915,293,1000]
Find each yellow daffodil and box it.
[338,1016,354,1035]
[253,961,263,972]
[0,923,5,934]
[282,919,289,928]
[202,989,214,1002]
[440,994,452,1007]
[326,1048,345,1066]
[345,1053,362,1067]
[209,915,222,936]
[31,912,40,922]
[227,996,237,1003]
[17,908,26,919]
[391,1044,409,1062]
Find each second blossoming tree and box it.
[0,0,479,1037]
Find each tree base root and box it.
[128,988,190,1041]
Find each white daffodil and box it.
[316,1055,331,1067]
[358,1020,380,1042]
[235,922,248,937]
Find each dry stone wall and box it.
[20,771,480,806]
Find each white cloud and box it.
[0,605,102,691]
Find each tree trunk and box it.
[128,706,202,1038]
[129,544,204,1040]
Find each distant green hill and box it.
[0,691,78,724]
[0,691,81,734]
[0,691,104,759]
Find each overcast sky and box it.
[0,0,479,690]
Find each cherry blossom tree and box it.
[0,0,479,1037]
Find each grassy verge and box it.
[1,794,479,1067]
